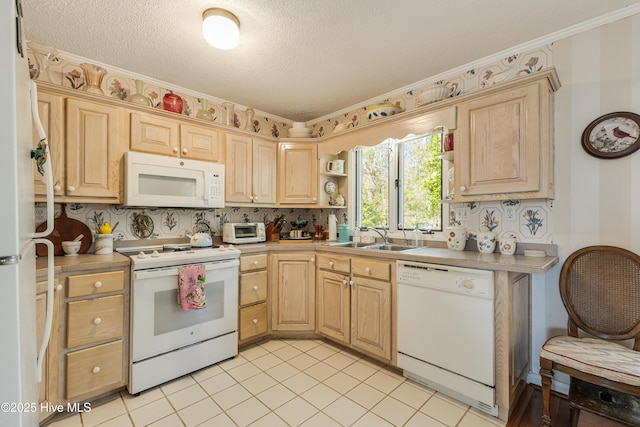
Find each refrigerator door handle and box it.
[34,238,54,383]
[30,81,54,239]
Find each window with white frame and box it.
[355,130,447,233]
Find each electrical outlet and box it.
[505,205,516,221]
[458,207,470,221]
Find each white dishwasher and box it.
[396,260,497,416]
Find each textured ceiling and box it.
[22,0,640,122]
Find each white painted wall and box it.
[528,13,640,392]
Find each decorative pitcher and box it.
[80,63,107,95]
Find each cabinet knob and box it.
[349,280,354,287]
[253,196,258,201]
[182,148,188,155]
[342,280,347,286]
[460,185,468,193]
[55,284,63,292]
[248,196,253,200]
[53,183,61,192]
[252,319,258,324]
[329,261,334,267]
[92,366,101,374]
[253,285,259,291]
[310,258,315,263]
[93,317,102,325]
[94,281,102,288]
[252,260,259,266]
[172,146,179,153]
[313,197,317,202]
[365,267,371,273]
[67,185,75,193]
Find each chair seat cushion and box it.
[541,336,640,386]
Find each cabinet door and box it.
[33,92,64,198]
[66,99,120,199]
[36,279,59,422]
[252,138,277,204]
[130,112,180,156]
[456,83,546,199]
[225,133,253,203]
[278,142,318,204]
[351,276,391,360]
[180,124,222,162]
[270,253,316,331]
[317,270,350,343]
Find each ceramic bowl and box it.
[61,241,81,256]
[365,103,403,121]
[416,83,451,105]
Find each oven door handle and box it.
[134,259,239,280]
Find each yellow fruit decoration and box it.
[99,222,112,234]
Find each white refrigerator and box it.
[1,1,55,426]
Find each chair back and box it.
[560,245,640,346]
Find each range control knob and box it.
[151,250,160,258]
[137,251,146,259]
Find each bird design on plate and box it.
[590,117,639,153]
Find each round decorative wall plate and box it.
[324,181,336,194]
[581,112,640,159]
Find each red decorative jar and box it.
[163,93,183,113]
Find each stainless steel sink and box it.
[328,242,373,248]
[328,242,418,252]
[365,244,418,252]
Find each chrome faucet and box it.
[366,226,389,245]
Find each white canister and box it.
[95,233,114,255]
[499,234,517,255]
[445,227,467,251]
[476,231,497,253]
[326,159,345,174]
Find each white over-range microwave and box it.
[124,152,225,208]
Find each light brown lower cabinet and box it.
[316,254,393,362]
[61,268,129,403]
[36,278,60,423]
[238,254,269,345]
[270,252,316,332]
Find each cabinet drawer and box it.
[240,271,267,306]
[317,254,350,274]
[67,270,124,298]
[240,303,267,341]
[67,295,123,348]
[240,254,268,272]
[352,258,391,281]
[66,340,123,400]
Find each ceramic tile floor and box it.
[45,339,506,427]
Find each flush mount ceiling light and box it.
[202,8,240,50]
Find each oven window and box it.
[234,225,257,238]
[153,280,225,336]
[139,173,197,197]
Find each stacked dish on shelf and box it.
[288,122,312,138]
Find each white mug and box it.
[446,227,467,251]
[327,160,345,174]
[476,231,496,253]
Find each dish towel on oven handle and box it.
[177,264,207,311]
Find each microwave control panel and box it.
[209,173,223,199]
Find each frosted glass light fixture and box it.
[202,8,240,50]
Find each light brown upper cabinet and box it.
[278,142,318,205]
[225,133,277,205]
[66,98,122,201]
[454,69,559,201]
[33,91,64,199]
[130,112,223,162]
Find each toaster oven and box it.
[222,223,266,244]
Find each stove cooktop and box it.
[117,243,241,269]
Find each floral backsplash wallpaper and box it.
[35,200,551,250]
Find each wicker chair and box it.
[540,245,640,426]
